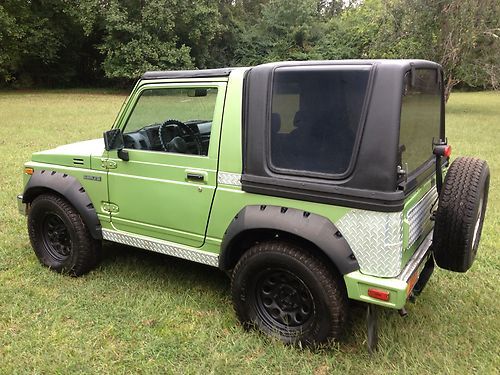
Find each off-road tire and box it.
[433,157,489,272]
[231,241,347,346]
[28,194,100,276]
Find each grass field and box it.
[0,90,499,374]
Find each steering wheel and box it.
[158,119,203,155]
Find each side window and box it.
[122,87,218,156]
[270,66,370,176]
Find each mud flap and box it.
[367,304,378,353]
[411,256,435,299]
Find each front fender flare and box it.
[22,170,102,239]
[219,205,359,274]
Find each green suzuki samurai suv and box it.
[17,60,490,349]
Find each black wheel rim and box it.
[41,213,72,261]
[255,268,314,332]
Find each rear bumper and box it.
[344,231,433,309]
[17,194,27,216]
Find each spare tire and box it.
[433,157,490,272]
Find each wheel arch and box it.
[219,205,359,275]
[22,170,102,239]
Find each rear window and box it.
[269,65,370,176]
[399,69,442,175]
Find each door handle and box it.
[185,170,207,182]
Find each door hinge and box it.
[101,158,117,169]
[102,202,119,213]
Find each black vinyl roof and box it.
[142,68,234,80]
[141,60,440,80]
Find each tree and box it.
[438,0,500,95]
[234,0,324,65]
[98,0,192,80]
[0,0,497,90]
[0,0,105,86]
[317,0,499,99]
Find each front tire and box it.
[231,241,347,346]
[28,194,100,276]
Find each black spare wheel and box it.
[28,194,100,276]
[231,241,347,346]
[433,157,490,272]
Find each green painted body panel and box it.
[206,187,352,246]
[23,161,110,226]
[107,149,217,247]
[31,138,105,169]
[218,69,249,173]
[105,81,228,248]
[344,271,408,309]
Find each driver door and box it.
[105,82,227,248]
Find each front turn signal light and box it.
[24,167,34,175]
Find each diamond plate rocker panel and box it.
[336,210,403,277]
[217,172,241,186]
[102,229,219,267]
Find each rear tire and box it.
[28,194,100,276]
[231,241,347,346]
[433,157,489,272]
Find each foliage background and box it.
[1,0,499,94]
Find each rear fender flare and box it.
[219,205,359,274]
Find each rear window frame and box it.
[265,64,375,181]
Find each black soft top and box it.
[142,68,234,80]
[242,59,444,212]
[250,59,440,71]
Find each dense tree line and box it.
[1,0,498,94]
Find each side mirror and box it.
[104,129,129,161]
[104,129,124,151]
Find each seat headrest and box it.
[293,110,316,128]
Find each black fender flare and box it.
[219,205,359,275]
[22,170,102,239]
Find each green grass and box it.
[0,90,499,374]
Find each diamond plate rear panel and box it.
[336,210,403,277]
[407,188,438,248]
[102,229,219,267]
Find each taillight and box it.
[367,288,390,301]
[433,144,452,158]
